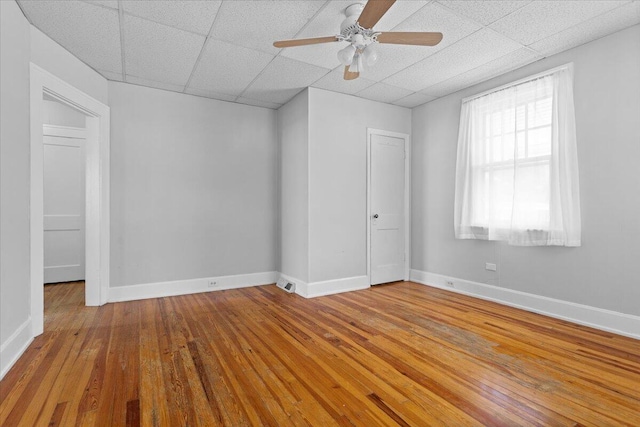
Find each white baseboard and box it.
[297,275,370,298]
[0,318,33,380]
[410,269,640,340]
[108,271,278,303]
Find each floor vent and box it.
[276,278,296,293]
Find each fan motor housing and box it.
[340,3,365,32]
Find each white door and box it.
[43,126,86,283]
[369,131,407,285]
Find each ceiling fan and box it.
[273,0,443,80]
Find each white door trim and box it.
[43,124,86,140]
[30,63,110,336]
[366,128,411,285]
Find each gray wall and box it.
[308,88,411,283]
[31,26,109,105]
[412,25,640,316]
[278,89,309,282]
[109,82,278,287]
[0,0,31,348]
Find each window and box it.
[454,65,581,246]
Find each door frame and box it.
[366,128,411,285]
[30,63,110,336]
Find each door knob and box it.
[373,214,379,219]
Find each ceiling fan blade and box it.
[344,66,359,81]
[273,36,338,48]
[377,32,443,46]
[357,0,396,29]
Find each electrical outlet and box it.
[485,262,497,272]
[446,281,454,287]
[208,280,217,288]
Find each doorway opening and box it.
[30,63,110,337]
[42,95,87,287]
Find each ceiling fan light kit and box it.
[336,25,379,72]
[272,0,443,80]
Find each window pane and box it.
[490,167,514,227]
[491,136,502,162]
[503,107,515,132]
[503,132,515,161]
[516,131,526,159]
[491,111,501,136]
[528,97,552,128]
[528,127,551,157]
[516,105,526,131]
[512,163,550,229]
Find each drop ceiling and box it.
[17,0,640,109]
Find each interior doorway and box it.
[42,96,87,285]
[367,128,410,286]
[30,63,110,336]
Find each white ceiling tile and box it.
[184,87,237,102]
[391,2,482,44]
[242,56,330,104]
[392,92,437,108]
[121,0,221,36]
[359,44,439,82]
[437,1,532,26]
[490,1,627,46]
[236,97,283,110]
[188,39,275,97]
[283,0,353,38]
[280,39,347,69]
[420,48,541,98]
[311,66,376,94]
[376,0,432,31]
[97,69,124,81]
[210,0,326,55]
[529,1,640,56]
[81,0,118,9]
[124,14,205,85]
[126,75,185,93]
[384,28,523,91]
[355,82,413,103]
[18,0,122,73]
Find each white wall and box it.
[412,25,640,317]
[30,26,108,105]
[0,0,32,376]
[109,82,278,288]
[308,88,411,283]
[278,89,309,283]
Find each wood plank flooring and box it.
[1,281,639,426]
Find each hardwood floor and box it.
[1,281,639,426]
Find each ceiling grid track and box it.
[435,0,544,59]
[182,0,227,94]
[117,0,127,82]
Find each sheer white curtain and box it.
[454,65,581,246]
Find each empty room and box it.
[1,0,639,425]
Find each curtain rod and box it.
[461,63,573,104]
